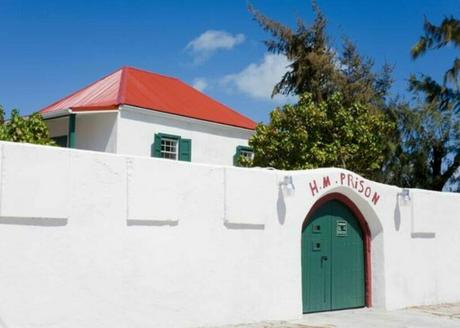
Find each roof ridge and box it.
[117,67,128,104]
[122,66,180,81]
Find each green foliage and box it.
[247,1,398,181]
[0,105,55,145]
[408,75,460,112]
[411,16,460,84]
[247,93,394,180]
[248,1,394,108]
[248,1,460,191]
[403,14,460,191]
[410,15,460,114]
[384,102,460,191]
[249,1,337,102]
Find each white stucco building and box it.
[40,66,256,166]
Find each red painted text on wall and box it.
[308,173,381,205]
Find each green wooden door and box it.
[301,206,332,313]
[302,200,365,313]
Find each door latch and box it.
[320,255,328,267]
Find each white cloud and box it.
[192,78,208,92]
[221,54,293,103]
[186,30,245,63]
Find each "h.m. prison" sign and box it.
[308,172,381,205]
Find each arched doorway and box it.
[301,193,371,313]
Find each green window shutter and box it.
[152,133,162,158]
[234,146,243,166]
[179,138,192,162]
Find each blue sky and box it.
[0,0,458,122]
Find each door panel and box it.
[302,200,365,313]
[330,203,365,310]
[302,208,331,313]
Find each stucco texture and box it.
[0,141,459,327]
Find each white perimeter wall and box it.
[116,105,254,165]
[0,141,459,327]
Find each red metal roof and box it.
[40,66,256,130]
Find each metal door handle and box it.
[320,255,328,268]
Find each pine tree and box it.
[245,1,398,180]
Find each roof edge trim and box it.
[41,108,71,119]
[70,104,119,112]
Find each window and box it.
[234,145,253,166]
[160,137,178,160]
[239,148,254,161]
[152,133,192,162]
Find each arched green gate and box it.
[302,199,365,313]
